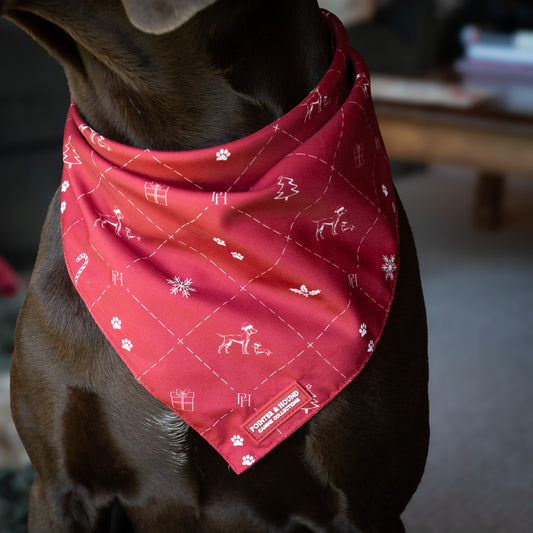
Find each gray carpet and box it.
[399,165,533,532]
[0,164,532,531]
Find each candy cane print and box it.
[74,253,89,284]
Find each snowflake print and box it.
[382,255,397,281]
[213,237,226,246]
[61,181,70,192]
[359,323,367,337]
[231,435,244,447]
[290,285,321,297]
[242,455,255,466]
[382,184,388,197]
[122,339,133,351]
[60,201,66,214]
[367,340,375,353]
[216,148,230,161]
[167,276,197,298]
[231,252,244,261]
[111,317,122,330]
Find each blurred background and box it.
[1,1,532,531]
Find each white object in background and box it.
[461,25,533,66]
[319,0,378,26]
[371,75,494,109]
[513,30,533,50]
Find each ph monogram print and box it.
[60,11,399,474]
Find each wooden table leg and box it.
[474,173,505,229]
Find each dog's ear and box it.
[120,0,218,34]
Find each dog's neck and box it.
[5,0,332,151]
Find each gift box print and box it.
[144,181,169,206]
[170,388,195,411]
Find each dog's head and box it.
[1,0,329,150]
[0,0,236,148]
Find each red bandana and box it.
[60,12,398,474]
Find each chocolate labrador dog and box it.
[3,1,429,531]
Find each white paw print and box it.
[213,237,226,246]
[61,181,70,192]
[216,148,230,161]
[382,184,388,197]
[122,339,133,351]
[111,317,122,330]
[231,435,244,447]
[367,340,375,353]
[242,454,255,466]
[359,323,367,337]
[60,201,66,214]
[231,252,244,261]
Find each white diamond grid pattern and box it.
[60,46,399,473]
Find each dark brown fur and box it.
[3,1,429,531]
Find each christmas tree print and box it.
[275,176,299,201]
[63,136,82,169]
